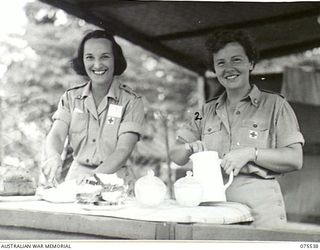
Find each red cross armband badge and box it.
[249,130,258,139]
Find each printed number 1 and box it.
[194,112,202,121]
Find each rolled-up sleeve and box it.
[118,97,144,138]
[52,92,71,126]
[276,100,305,147]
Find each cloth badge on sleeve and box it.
[107,104,123,118]
[107,116,115,125]
[249,130,258,139]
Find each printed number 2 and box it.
[194,112,202,121]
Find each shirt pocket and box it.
[202,121,223,151]
[239,120,270,148]
[70,112,87,134]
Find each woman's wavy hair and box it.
[71,29,127,76]
[205,29,259,73]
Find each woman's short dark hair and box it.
[71,30,127,76]
[205,29,259,72]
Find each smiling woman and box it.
[170,29,305,229]
[42,30,144,188]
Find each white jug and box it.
[190,151,233,202]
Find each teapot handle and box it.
[224,171,234,190]
[218,159,234,190]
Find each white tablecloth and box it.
[0,196,253,224]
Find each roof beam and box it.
[154,5,320,41]
[39,0,320,74]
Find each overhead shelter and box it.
[39,0,320,75]
[40,0,320,224]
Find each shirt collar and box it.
[246,84,261,107]
[80,81,91,98]
[80,79,120,101]
[214,84,261,110]
[107,78,120,101]
[215,91,227,110]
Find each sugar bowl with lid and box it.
[174,170,203,207]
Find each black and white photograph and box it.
[0,0,319,248]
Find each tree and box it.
[1,1,97,179]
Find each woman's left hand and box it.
[221,148,254,176]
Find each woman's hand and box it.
[186,140,207,153]
[221,148,254,176]
[41,154,63,186]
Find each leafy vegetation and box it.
[0,1,199,184]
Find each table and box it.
[0,200,319,241]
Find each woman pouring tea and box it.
[170,29,304,228]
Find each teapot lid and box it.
[135,169,166,189]
[174,171,201,187]
[190,150,219,160]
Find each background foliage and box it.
[0,1,199,183]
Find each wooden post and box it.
[163,115,173,198]
[197,75,205,107]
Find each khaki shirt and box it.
[177,84,304,178]
[52,78,144,166]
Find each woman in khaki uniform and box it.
[42,30,144,186]
[170,29,304,228]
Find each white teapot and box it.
[190,151,233,202]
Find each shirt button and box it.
[236,142,240,146]
[100,161,103,164]
[86,159,89,163]
[208,128,212,132]
[253,99,258,104]
[253,123,258,128]
[236,111,240,115]
[93,139,96,142]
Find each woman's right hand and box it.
[41,154,62,186]
[170,139,207,166]
[186,140,207,154]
